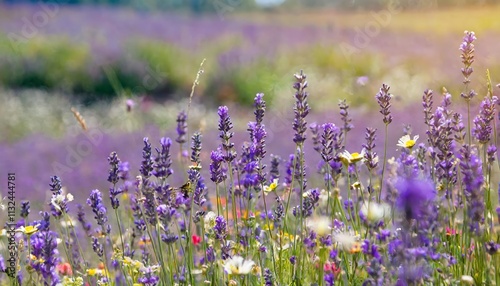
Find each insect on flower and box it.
[168,181,192,200]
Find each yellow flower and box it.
[263,179,279,196]
[123,256,143,269]
[397,134,419,149]
[16,224,40,236]
[86,268,106,277]
[340,150,365,165]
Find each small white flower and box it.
[318,189,330,207]
[263,179,279,196]
[51,192,74,212]
[223,256,255,275]
[360,202,391,222]
[397,134,419,149]
[307,216,331,236]
[461,275,474,285]
[204,211,217,230]
[333,231,359,252]
[340,150,365,165]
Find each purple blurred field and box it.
[0,103,437,209]
[1,3,499,76]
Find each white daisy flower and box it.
[340,149,365,165]
[223,256,255,275]
[204,211,217,230]
[360,202,391,222]
[397,134,419,149]
[307,216,331,236]
[263,179,279,196]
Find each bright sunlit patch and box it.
[397,134,419,149]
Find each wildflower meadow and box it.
[2,30,500,286]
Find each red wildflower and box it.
[192,234,202,246]
[57,262,73,276]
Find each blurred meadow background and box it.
[1,0,500,208]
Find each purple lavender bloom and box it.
[92,236,104,257]
[339,100,353,136]
[190,132,202,165]
[107,151,121,185]
[375,84,393,125]
[321,123,339,163]
[459,145,484,234]
[485,241,500,255]
[284,153,295,186]
[209,148,226,184]
[422,89,434,127]
[48,176,63,218]
[87,189,109,234]
[303,230,317,250]
[140,137,154,178]
[218,106,236,162]
[77,204,92,236]
[395,178,436,221]
[292,70,311,145]
[153,137,174,180]
[20,201,30,218]
[487,145,497,164]
[377,229,391,242]
[30,231,60,285]
[325,273,335,286]
[254,93,266,125]
[269,154,281,182]
[293,189,319,218]
[363,127,378,171]
[253,122,267,161]
[214,215,227,240]
[188,169,207,206]
[138,266,160,286]
[460,30,476,86]
[161,233,179,244]
[206,246,215,262]
[473,96,498,144]
[264,268,274,286]
[310,122,321,153]
[175,110,188,144]
[289,256,296,265]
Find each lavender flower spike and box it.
[460,30,476,86]
[376,84,393,125]
[254,93,266,125]
[175,110,188,144]
[292,70,311,145]
[218,106,236,162]
[210,148,226,184]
